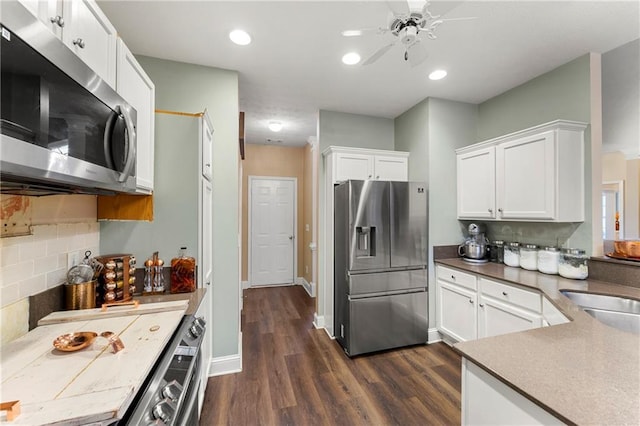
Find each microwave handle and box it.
[103,105,136,183]
[118,105,136,183]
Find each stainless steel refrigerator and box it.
[334,180,428,356]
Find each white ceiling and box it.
[98,0,640,147]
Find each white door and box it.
[250,178,296,286]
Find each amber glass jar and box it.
[170,247,196,293]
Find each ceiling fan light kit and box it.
[342,52,361,65]
[342,0,474,67]
[429,69,447,80]
[268,121,283,132]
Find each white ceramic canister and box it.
[520,244,538,270]
[504,242,520,267]
[537,246,559,274]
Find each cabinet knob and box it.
[479,303,485,308]
[469,299,474,304]
[368,174,372,179]
[451,275,456,280]
[502,291,508,296]
[488,208,493,214]
[50,15,65,27]
[498,208,503,213]
[72,38,86,49]
[376,175,380,179]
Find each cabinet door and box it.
[495,131,555,219]
[18,0,63,37]
[62,0,117,87]
[201,116,214,181]
[195,289,212,415]
[334,152,373,182]
[200,179,213,288]
[116,38,155,193]
[374,155,408,181]
[478,296,541,339]
[437,280,477,342]
[457,147,496,219]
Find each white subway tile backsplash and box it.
[1,246,20,267]
[34,254,59,275]
[46,267,67,289]
[46,237,68,256]
[19,240,47,261]
[0,221,98,307]
[18,275,46,299]
[1,284,19,307]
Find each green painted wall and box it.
[318,110,395,152]
[104,56,240,359]
[475,54,594,253]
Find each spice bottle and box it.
[171,247,196,293]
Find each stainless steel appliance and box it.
[458,223,489,263]
[0,2,137,195]
[120,315,206,425]
[334,180,428,356]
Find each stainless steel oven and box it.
[120,315,206,425]
[0,1,137,195]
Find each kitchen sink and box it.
[560,290,640,335]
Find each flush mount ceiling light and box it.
[342,52,361,65]
[229,29,251,45]
[268,121,283,132]
[429,69,447,80]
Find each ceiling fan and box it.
[342,0,476,67]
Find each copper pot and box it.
[65,280,96,310]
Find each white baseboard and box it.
[296,276,316,297]
[241,280,250,290]
[427,327,442,344]
[209,354,242,377]
[313,312,325,329]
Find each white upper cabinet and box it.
[325,146,409,184]
[116,38,155,193]
[456,120,587,222]
[18,0,117,87]
[201,114,214,181]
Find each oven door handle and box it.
[118,104,136,183]
[177,374,200,426]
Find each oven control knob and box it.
[194,316,206,328]
[162,379,184,402]
[189,323,203,338]
[152,398,176,423]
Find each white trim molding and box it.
[210,354,242,377]
[241,280,250,290]
[296,276,316,297]
[427,327,442,344]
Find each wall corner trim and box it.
[209,354,242,377]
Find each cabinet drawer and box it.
[480,278,541,313]
[436,265,477,291]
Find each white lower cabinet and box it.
[436,265,545,342]
[462,358,564,425]
[196,292,212,415]
[438,281,478,341]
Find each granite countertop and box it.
[436,258,640,425]
[133,288,207,316]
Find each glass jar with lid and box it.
[559,248,588,279]
[491,240,504,264]
[537,246,560,274]
[503,242,520,267]
[520,244,538,270]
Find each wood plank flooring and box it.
[200,285,461,425]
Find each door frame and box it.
[248,175,298,287]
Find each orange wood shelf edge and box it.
[97,194,153,221]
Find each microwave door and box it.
[104,105,137,183]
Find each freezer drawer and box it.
[339,290,428,356]
[348,269,427,296]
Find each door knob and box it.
[289,235,294,240]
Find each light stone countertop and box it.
[133,288,207,316]
[435,258,640,425]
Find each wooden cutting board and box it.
[1,309,185,425]
[37,300,188,325]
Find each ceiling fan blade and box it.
[386,0,410,17]
[362,43,396,66]
[440,16,478,22]
[341,27,388,37]
[407,41,428,67]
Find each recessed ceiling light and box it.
[429,69,448,80]
[342,52,361,65]
[341,30,362,37]
[229,29,251,45]
[268,121,283,132]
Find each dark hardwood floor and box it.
[200,285,461,425]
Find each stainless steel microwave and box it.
[0,1,137,195]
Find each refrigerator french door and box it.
[334,180,428,356]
